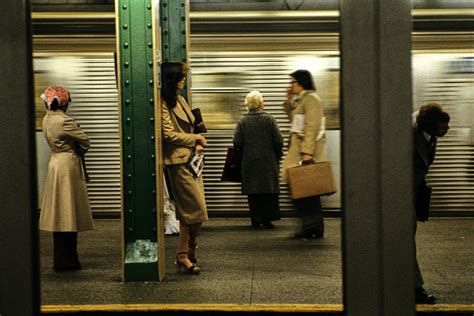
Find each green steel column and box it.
[116,0,160,281]
[161,0,189,63]
[160,0,191,99]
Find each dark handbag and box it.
[220,147,242,182]
[415,184,432,222]
[191,108,207,133]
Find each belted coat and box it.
[39,110,93,232]
[161,96,208,224]
[161,95,200,166]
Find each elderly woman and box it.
[233,90,283,228]
[39,85,93,271]
[281,70,327,239]
[161,62,208,274]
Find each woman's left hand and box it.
[195,144,204,154]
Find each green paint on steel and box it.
[161,0,187,63]
[124,263,158,282]
[117,0,158,281]
[161,0,189,98]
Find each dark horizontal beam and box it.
[31,10,474,36]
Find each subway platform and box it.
[39,218,473,315]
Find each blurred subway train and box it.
[31,4,474,217]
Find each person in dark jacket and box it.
[233,90,284,228]
[412,103,450,304]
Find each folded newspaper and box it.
[188,153,205,178]
[290,114,326,140]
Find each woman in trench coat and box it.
[233,90,283,228]
[281,70,327,239]
[161,62,208,274]
[39,85,93,270]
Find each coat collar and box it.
[46,110,68,118]
[47,110,65,115]
[172,96,195,124]
[246,109,265,115]
[294,90,315,103]
[298,89,315,98]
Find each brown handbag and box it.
[287,160,336,199]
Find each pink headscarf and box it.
[40,85,70,110]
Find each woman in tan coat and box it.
[161,62,208,274]
[39,85,93,270]
[281,70,327,239]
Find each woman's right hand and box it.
[286,88,293,102]
[196,134,207,147]
[195,143,204,154]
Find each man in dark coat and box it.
[413,103,450,304]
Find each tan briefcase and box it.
[287,161,337,199]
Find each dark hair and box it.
[290,69,316,91]
[161,62,187,108]
[416,103,450,134]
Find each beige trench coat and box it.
[161,96,200,165]
[280,90,327,182]
[39,110,93,232]
[161,96,208,224]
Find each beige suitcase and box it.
[287,161,337,199]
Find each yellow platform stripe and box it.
[42,304,342,313]
[41,303,474,313]
[417,304,474,312]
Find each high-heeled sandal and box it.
[188,243,198,264]
[175,252,201,274]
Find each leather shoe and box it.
[261,222,275,229]
[294,231,323,239]
[415,287,436,304]
[251,220,261,229]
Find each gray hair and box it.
[245,90,264,110]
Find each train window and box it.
[190,55,341,131]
